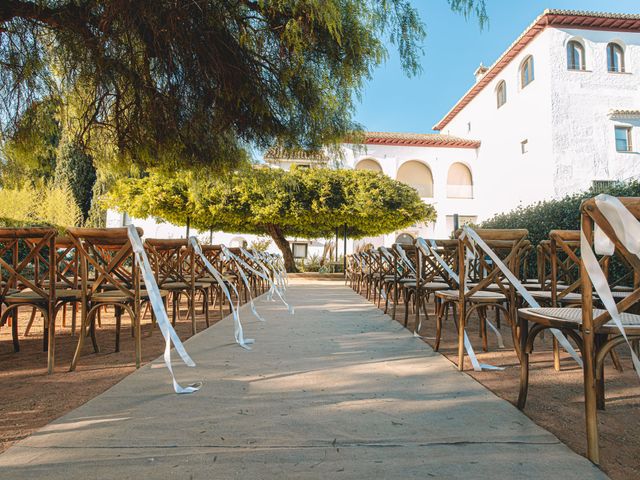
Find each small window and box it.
[496,81,507,108]
[521,139,528,154]
[467,122,472,133]
[607,43,625,73]
[615,126,632,152]
[592,180,618,193]
[520,56,534,88]
[292,242,308,259]
[567,41,585,71]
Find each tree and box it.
[1,1,486,172]
[54,137,97,221]
[106,167,435,271]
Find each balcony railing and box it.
[446,184,474,199]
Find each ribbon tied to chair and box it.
[127,225,201,394]
[581,194,640,379]
[189,237,254,350]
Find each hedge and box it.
[480,180,640,281]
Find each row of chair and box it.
[346,196,640,465]
[0,227,272,375]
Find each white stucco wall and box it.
[443,29,556,219]
[548,27,640,195]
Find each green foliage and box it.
[481,181,640,281]
[54,138,97,221]
[0,97,61,186]
[249,237,272,253]
[296,253,323,273]
[0,1,486,172]
[106,167,435,238]
[0,184,82,229]
[481,181,640,248]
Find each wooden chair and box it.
[0,228,78,373]
[518,197,640,464]
[67,227,163,370]
[435,229,529,370]
[145,238,210,334]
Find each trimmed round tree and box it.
[107,167,435,271]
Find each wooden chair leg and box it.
[517,326,530,409]
[24,307,37,336]
[553,337,561,371]
[47,305,55,374]
[583,331,600,465]
[457,301,466,371]
[115,306,122,352]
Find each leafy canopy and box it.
[1,1,487,171]
[106,167,435,238]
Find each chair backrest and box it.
[54,235,80,289]
[66,227,143,299]
[144,238,192,287]
[455,228,529,296]
[581,197,640,330]
[415,238,458,288]
[0,227,57,301]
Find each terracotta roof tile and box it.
[360,131,480,148]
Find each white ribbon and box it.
[581,194,640,378]
[395,244,417,275]
[247,249,294,314]
[222,246,265,322]
[189,237,254,350]
[126,225,201,394]
[415,237,503,371]
[461,227,583,367]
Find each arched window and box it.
[496,81,507,108]
[396,161,434,198]
[355,158,383,172]
[607,43,625,73]
[567,40,585,70]
[446,163,473,199]
[520,55,534,88]
[395,233,414,245]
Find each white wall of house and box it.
[443,28,556,214]
[548,27,640,195]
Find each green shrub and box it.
[0,184,82,229]
[481,180,640,281]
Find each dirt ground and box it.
[361,289,639,480]
[0,296,225,453]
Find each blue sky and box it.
[355,1,640,133]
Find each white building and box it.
[109,9,640,255]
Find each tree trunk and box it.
[265,224,297,273]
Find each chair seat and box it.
[435,289,507,303]
[528,290,582,304]
[518,307,640,334]
[422,282,451,291]
[161,281,210,290]
[91,289,168,303]
[612,285,633,292]
[4,289,82,304]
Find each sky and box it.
[355,0,640,134]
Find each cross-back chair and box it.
[518,197,640,464]
[67,227,160,371]
[435,228,529,370]
[145,238,210,334]
[0,228,78,373]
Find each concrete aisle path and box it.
[0,278,605,479]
